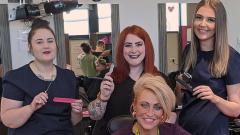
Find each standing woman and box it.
[1,18,83,135]
[178,0,240,135]
[88,25,171,135]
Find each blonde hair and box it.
[132,73,176,122]
[184,0,229,78]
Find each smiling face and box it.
[29,28,57,63]
[193,5,216,46]
[133,89,163,131]
[123,34,145,68]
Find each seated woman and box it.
[113,73,190,135]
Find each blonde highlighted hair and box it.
[184,0,229,78]
[132,73,176,122]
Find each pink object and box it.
[82,111,90,117]
[53,97,77,103]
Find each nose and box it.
[130,46,137,53]
[146,107,154,116]
[43,42,50,48]
[199,19,207,27]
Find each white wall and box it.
[222,1,240,51]
[7,0,240,69]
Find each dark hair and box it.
[28,18,56,45]
[81,43,91,54]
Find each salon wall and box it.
[7,0,240,69]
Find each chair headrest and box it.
[107,115,134,134]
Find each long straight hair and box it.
[184,0,229,78]
[111,25,159,84]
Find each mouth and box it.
[198,29,210,34]
[128,54,141,59]
[43,51,51,54]
[142,118,156,123]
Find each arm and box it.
[1,92,48,128]
[193,83,240,117]
[88,74,114,120]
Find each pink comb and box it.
[53,97,77,104]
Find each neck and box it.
[32,61,56,80]
[200,39,214,51]
[129,64,143,81]
[135,123,159,135]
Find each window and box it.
[63,9,89,35]
[97,4,111,33]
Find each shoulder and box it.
[160,123,191,135]
[3,64,30,81]
[229,47,240,61]
[56,66,75,78]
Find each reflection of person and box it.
[178,0,240,135]
[88,25,172,135]
[95,40,105,53]
[93,40,111,63]
[113,73,190,135]
[1,18,83,135]
[78,43,98,77]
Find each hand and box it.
[193,85,219,103]
[30,92,48,111]
[71,99,83,114]
[99,73,114,101]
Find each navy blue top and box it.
[178,47,240,135]
[2,63,78,135]
[113,122,191,135]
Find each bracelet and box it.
[97,92,109,102]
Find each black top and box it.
[113,122,191,135]
[2,63,78,135]
[92,76,135,135]
[178,47,240,135]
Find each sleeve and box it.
[2,81,25,101]
[225,49,240,85]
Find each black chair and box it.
[107,115,134,134]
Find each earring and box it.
[132,110,136,118]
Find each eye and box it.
[153,104,162,111]
[124,43,132,47]
[36,40,43,45]
[136,42,143,47]
[47,39,55,43]
[140,102,149,109]
[207,17,216,23]
[194,15,203,21]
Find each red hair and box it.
[111,25,159,84]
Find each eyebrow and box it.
[195,14,216,18]
[124,41,143,44]
[35,37,54,41]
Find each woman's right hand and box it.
[30,92,48,111]
[99,73,114,101]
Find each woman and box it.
[1,18,83,135]
[113,74,190,135]
[88,25,171,135]
[178,0,240,135]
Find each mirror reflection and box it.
[63,4,114,76]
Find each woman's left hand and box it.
[193,85,219,103]
[71,99,83,114]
